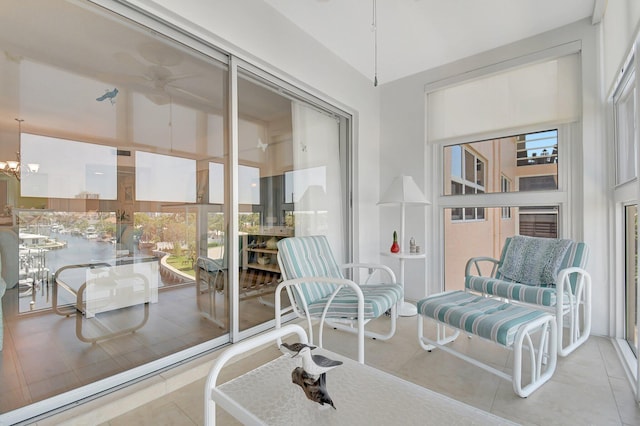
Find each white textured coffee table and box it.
[205,324,517,425]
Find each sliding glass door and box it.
[235,68,348,333]
[0,1,232,420]
[0,1,352,422]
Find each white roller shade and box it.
[427,54,580,143]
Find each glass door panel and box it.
[625,205,638,356]
[236,69,347,332]
[236,71,293,332]
[0,0,230,415]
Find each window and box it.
[449,147,485,222]
[518,206,558,238]
[516,130,558,167]
[519,175,558,191]
[136,152,197,202]
[611,48,640,393]
[443,129,559,197]
[434,53,575,306]
[444,205,557,291]
[442,130,565,291]
[614,62,636,185]
[238,165,261,205]
[21,134,118,199]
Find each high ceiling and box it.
[263,0,600,84]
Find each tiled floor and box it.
[0,272,281,416]
[43,315,640,426]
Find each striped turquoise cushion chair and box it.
[275,235,403,363]
[466,236,589,306]
[464,235,591,356]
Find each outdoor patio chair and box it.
[274,235,403,363]
[465,235,591,356]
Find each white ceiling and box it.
[263,0,599,84]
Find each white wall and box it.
[379,18,611,336]
[119,0,383,264]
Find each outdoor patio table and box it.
[205,324,516,425]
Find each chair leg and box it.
[366,303,398,341]
[557,281,591,357]
[417,315,459,351]
[512,316,557,397]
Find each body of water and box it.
[18,233,172,313]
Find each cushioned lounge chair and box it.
[465,235,591,356]
[274,235,403,363]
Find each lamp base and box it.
[398,301,418,317]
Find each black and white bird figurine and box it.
[280,342,317,357]
[291,343,343,380]
[291,367,336,409]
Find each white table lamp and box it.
[378,175,430,316]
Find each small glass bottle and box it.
[409,237,416,253]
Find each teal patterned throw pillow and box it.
[498,235,572,286]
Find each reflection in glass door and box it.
[236,68,347,333]
[0,0,231,417]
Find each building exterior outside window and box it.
[442,129,559,291]
[449,146,486,222]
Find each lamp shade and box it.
[378,175,430,205]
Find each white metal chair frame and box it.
[275,261,398,364]
[418,310,558,398]
[466,258,592,357]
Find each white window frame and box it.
[610,37,640,402]
[613,59,637,186]
[434,123,572,293]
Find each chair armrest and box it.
[275,276,365,319]
[276,276,364,296]
[465,256,500,277]
[274,276,365,342]
[341,262,397,284]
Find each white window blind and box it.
[427,54,580,143]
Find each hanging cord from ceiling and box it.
[372,0,378,87]
[169,96,173,152]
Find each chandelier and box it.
[0,118,39,181]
